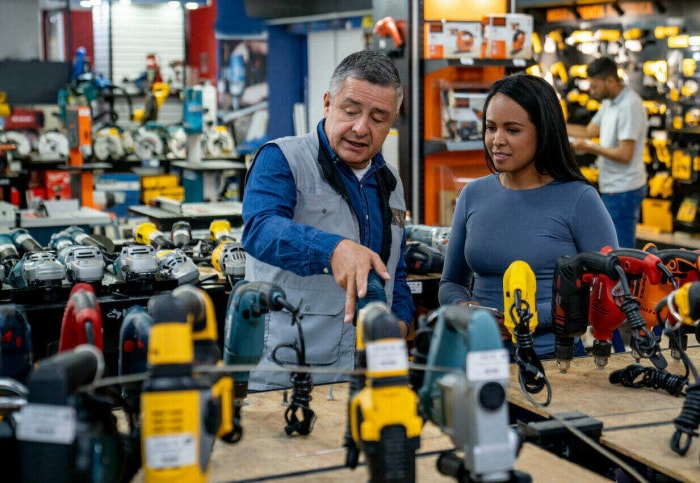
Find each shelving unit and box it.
[372,0,532,225]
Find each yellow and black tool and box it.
[348,302,422,483]
[135,222,174,250]
[503,260,550,406]
[209,219,236,243]
[140,291,234,482]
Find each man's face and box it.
[323,77,398,169]
[588,75,612,101]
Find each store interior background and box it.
[2,0,700,244]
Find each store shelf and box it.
[424,57,535,75]
[424,139,482,156]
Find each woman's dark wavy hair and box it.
[482,73,590,184]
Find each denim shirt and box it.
[242,120,415,325]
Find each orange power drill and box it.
[552,250,620,373]
[642,244,700,360]
[589,247,668,369]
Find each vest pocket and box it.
[262,291,347,367]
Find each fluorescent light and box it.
[185,2,199,9]
[168,1,181,8]
[119,0,131,5]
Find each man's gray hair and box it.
[328,50,403,112]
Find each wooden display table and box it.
[508,345,700,482]
[199,384,607,482]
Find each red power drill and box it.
[552,250,620,373]
[58,282,104,352]
[589,247,667,369]
[642,244,700,361]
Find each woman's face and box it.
[484,93,538,176]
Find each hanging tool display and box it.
[16,346,125,483]
[140,293,233,482]
[416,305,527,482]
[58,283,103,352]
[223,280,295,442]
[0,304,33,383]
[135,222,175,251]
[348,302,421,483]
[552,250,620,372]
[503,261,551,406]
[118,305,153,415]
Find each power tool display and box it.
[58,283,103,352]
[503,260,551,406]
[348,302,422,483]
[223,280,295,441]
[16,346,125,483]
[415,305,527,482]
[0,305,33,383]
[140,293,233,482]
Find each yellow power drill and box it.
[503,261,550,406]
[349,302,422,483]
[140,291,233,482]
[135,222,175,250]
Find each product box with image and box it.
[481,13,533,59]
[440,82,487,141]
[425,20,482,59]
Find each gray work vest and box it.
[247,129,406,391]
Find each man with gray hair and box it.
[242,50,414,390]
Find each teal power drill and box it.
[223,280,295,442]
[417,304,529,482]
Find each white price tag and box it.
[466,349,510,381]
[513,58,527,67]
[407,281,423,294]
[366,340,408,373]
[145,433,197,469]
[16,404,76,444]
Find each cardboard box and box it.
[481,13,533,59]
[425,20,482,59]
[425,21,445,59]
[441,85,487,141]
[44,170,72,201]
